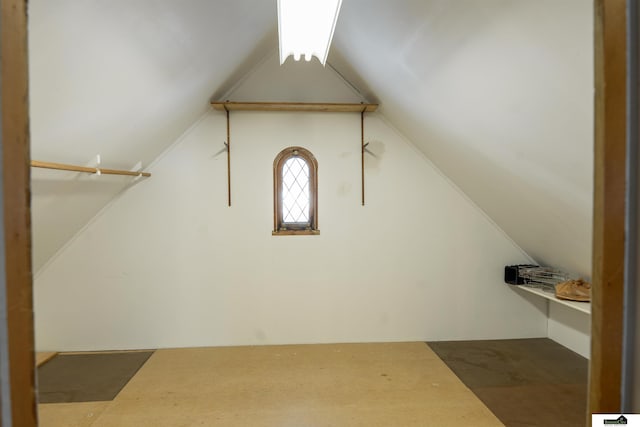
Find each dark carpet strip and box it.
[38,351,154,403]
[428,338,588,427]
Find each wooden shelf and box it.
[211,101,378,113]
[515,285,591,314]
[31,160,151,177]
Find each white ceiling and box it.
[331,0,593,278]
[29,0,593,278]
[29,0,277,270]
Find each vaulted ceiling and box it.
[29,0,593,278]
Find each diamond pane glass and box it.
[282,157,310,223]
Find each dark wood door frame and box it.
[0,0,37,426]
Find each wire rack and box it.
[516,266,572,291]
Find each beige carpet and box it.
[39,342,503,427]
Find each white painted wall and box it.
[34,61,550,351]
[548,303,590,358]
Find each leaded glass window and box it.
[282,157,310,223]
[273,147,319,235]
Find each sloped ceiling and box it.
[30,0,593,278]
[29,0,276,270]
[331,0,594,278]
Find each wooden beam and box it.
[31,160,151,177]
[361,111,365,206]
[211,101,378,113]
[0,0,37,425]
[590,0,626,415]
[226,108,231,206]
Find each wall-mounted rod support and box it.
[225,106,231,206]
[361,109,365,206]
[31,160,151,177]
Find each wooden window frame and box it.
[272,146,319,236]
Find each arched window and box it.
[273,146,319,235]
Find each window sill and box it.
[272,229,320,236]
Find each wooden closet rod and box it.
[31,160,151,177]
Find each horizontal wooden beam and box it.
[31,160,151,177]
[211,101,378,113]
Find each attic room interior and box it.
[1,0,638,426]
